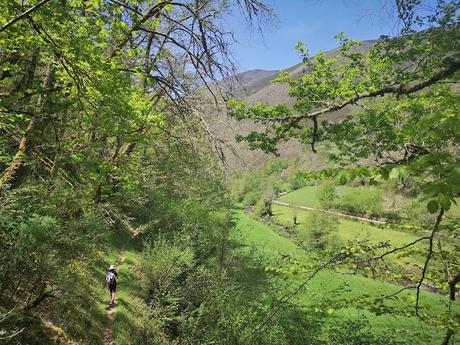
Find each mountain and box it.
[209,40,378,174]
[229,40,377,106]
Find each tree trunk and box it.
[0,65,54,192]
[441,328,454,345]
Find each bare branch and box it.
[107,1,173,59]
[107,0,142,15]
[415,208,444,316]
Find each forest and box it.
[0,0,459,344]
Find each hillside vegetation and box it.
[1,0,459,344]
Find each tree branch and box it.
[415,208,444,316]
[441,328,455,345]
[107,1,172,59]
[448,272,460,301]
[356,236,430,264]
[310,115,318,153]
[241,254,344,345]
[274,59,460,125]
[0,0,53,34]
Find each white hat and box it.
[109,265,115,270]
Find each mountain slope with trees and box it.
[228,1,460,343]
[1,0,459,344]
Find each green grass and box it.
[272,203,419,247]
[233,211,306,259]
[278,186,324,208]
[278,185,383,209]
[278,185,460,218]
[232,210,454,345]
[272,204,424,268]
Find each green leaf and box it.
[437,193,451,211]
[388,167,399,180]
[427,200,439,214]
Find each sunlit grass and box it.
[232,210,452,345]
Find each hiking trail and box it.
[273,200,387,225]
[103,228,139,345]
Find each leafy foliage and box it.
[298,213,339,251]
[0,0,274,343]
[227,1,460,342]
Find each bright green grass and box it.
[233,211,306,259]
[277,185,382,208]
[233,210,454,345]
[272,204,419,248]
[279,185,460,217]
[278,186,323,208]
[61,226,133,345]
[105,232,155,345]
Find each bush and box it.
[335,187,382,216]
[255,196,273,218]
[288,169,306,191]
[297,213,339,251]
[142,237,194,293]
[317,183,338,209]
[242,190,260,206]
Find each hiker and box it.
[106,265,118,306]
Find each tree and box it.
[228,1,460,342]
[298,213,339,251]
[0,0,274,342]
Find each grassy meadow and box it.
[232,210,453,344]
[278,185,460,219]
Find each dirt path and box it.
[103,247,126,345]
[273,200,387,225]
[103,229,139,345]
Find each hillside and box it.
[210,40,378,174]
[2,1,458,344]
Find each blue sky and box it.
[227,0,401,71]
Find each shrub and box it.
[242,190,260,206]
[255,196,273,218]
[336,187,382,216]
[288,169,306,191]
[317,183,338,209]
[142,237,194,293]
[298,213,339,251]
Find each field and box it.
[278,185,460,218]
[232,210,455,344]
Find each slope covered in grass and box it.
[233,210,453,345]
[272,204,419,248]
[278,185,460,218]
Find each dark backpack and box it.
[106,271,116,285]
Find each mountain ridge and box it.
[211,39,379,173]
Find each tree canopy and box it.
[229,1,460,343]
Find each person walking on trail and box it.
[106,265,118,306]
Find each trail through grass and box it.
[110,237,149,345]
[100,226,145,345]
[279,185,460,217]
